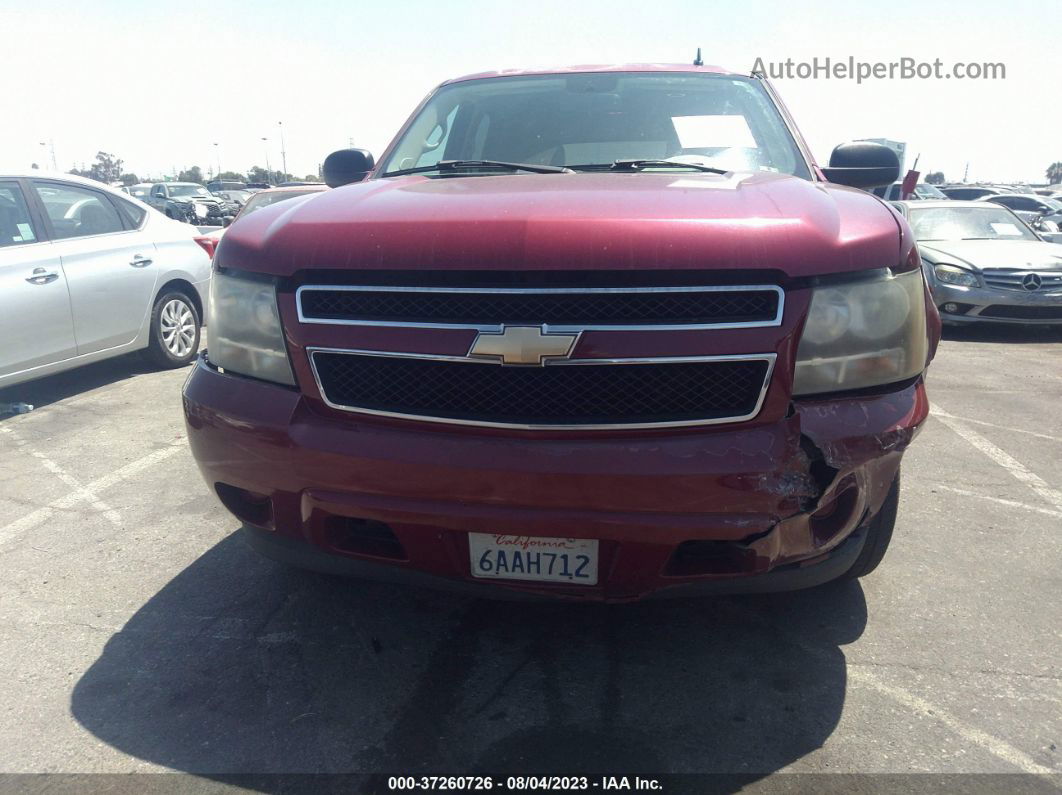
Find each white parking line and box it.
[0,437,185,549]
[931,405,1062,512]
[846,666,1055,774]
[719,597,1060,774]
[930,484,1062,519]
[1,427,121,528]
[932,407,1062,444]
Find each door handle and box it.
[25,267,59,285]
[129,255,153,268]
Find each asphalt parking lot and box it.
[0,325,1059,791]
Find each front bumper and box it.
[930,280,1062,324]
[182,355,928,601]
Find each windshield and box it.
[238,188,323,217]
[909,206,1039,242]
[380,72,811,178]
[128,186,151,198]
[169,185,211,197]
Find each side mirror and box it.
[323,148,375,188]
[822,142,900,189]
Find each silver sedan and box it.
[0,173,212,388]
[892,200,1062,325]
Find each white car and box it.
[0,173,212,389]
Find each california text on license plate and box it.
[468,533,599,585]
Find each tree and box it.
[303,174,321,183]
[216,170,246,182]
[1047,162,1062,185]
[925,171,945,185]
[119,173,139,186]
[246,165,271,184]
[177,166,204,184]
[70,151,125,184]
[246,165,296,185]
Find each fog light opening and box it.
[940,302,973,315]
[665,540,761,577]
[323,516,406,560]
[809,479,859,545]
[215,483,274,528]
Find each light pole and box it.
[213,142,221,179]
[278,121,287,181]
[261,137,271,183]
[39,140,57,171]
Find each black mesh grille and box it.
[979,305,1062,320]
[312,353,770,426]
[299,288,779,326]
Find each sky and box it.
[2,0,1057,184]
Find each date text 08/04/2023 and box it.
[387,775,663,791]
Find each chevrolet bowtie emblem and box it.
[469,325,579,365]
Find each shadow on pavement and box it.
[942,322,1062,344]
[72,532,866,787]
[0,353,153,415]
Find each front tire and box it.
[841,474,899,580]
[145,291,200,369]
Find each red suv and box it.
[183,64,939,601]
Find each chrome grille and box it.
[309,350,776,430]
[982,269,1062,292]
[297,284,784,330]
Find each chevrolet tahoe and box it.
[182,64,940,601]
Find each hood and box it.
[918,239,1062,271]
[218,171,905,279]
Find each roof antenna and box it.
[693,47,703,66]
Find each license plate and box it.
[469,533,598,585]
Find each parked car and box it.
[0,173,212,388]
[201,184,328,248]
[146,182,237,226]
[206,180,247,193]
[871,182,947,200]
[213,189,252,209]
[183,63,939,601]
[894,200,1062,324]
[940,185,1003,201]
[979,193,1062,227]
[125,183,154,202]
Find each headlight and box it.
[793,269,928,396]
[933,263,980,287]
[207,270,296,386]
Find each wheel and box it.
[841,474,899,580]
[145,291,200,369]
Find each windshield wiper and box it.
[564,160,728,174]
[384,160,573,177]
[614,159,729,173]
